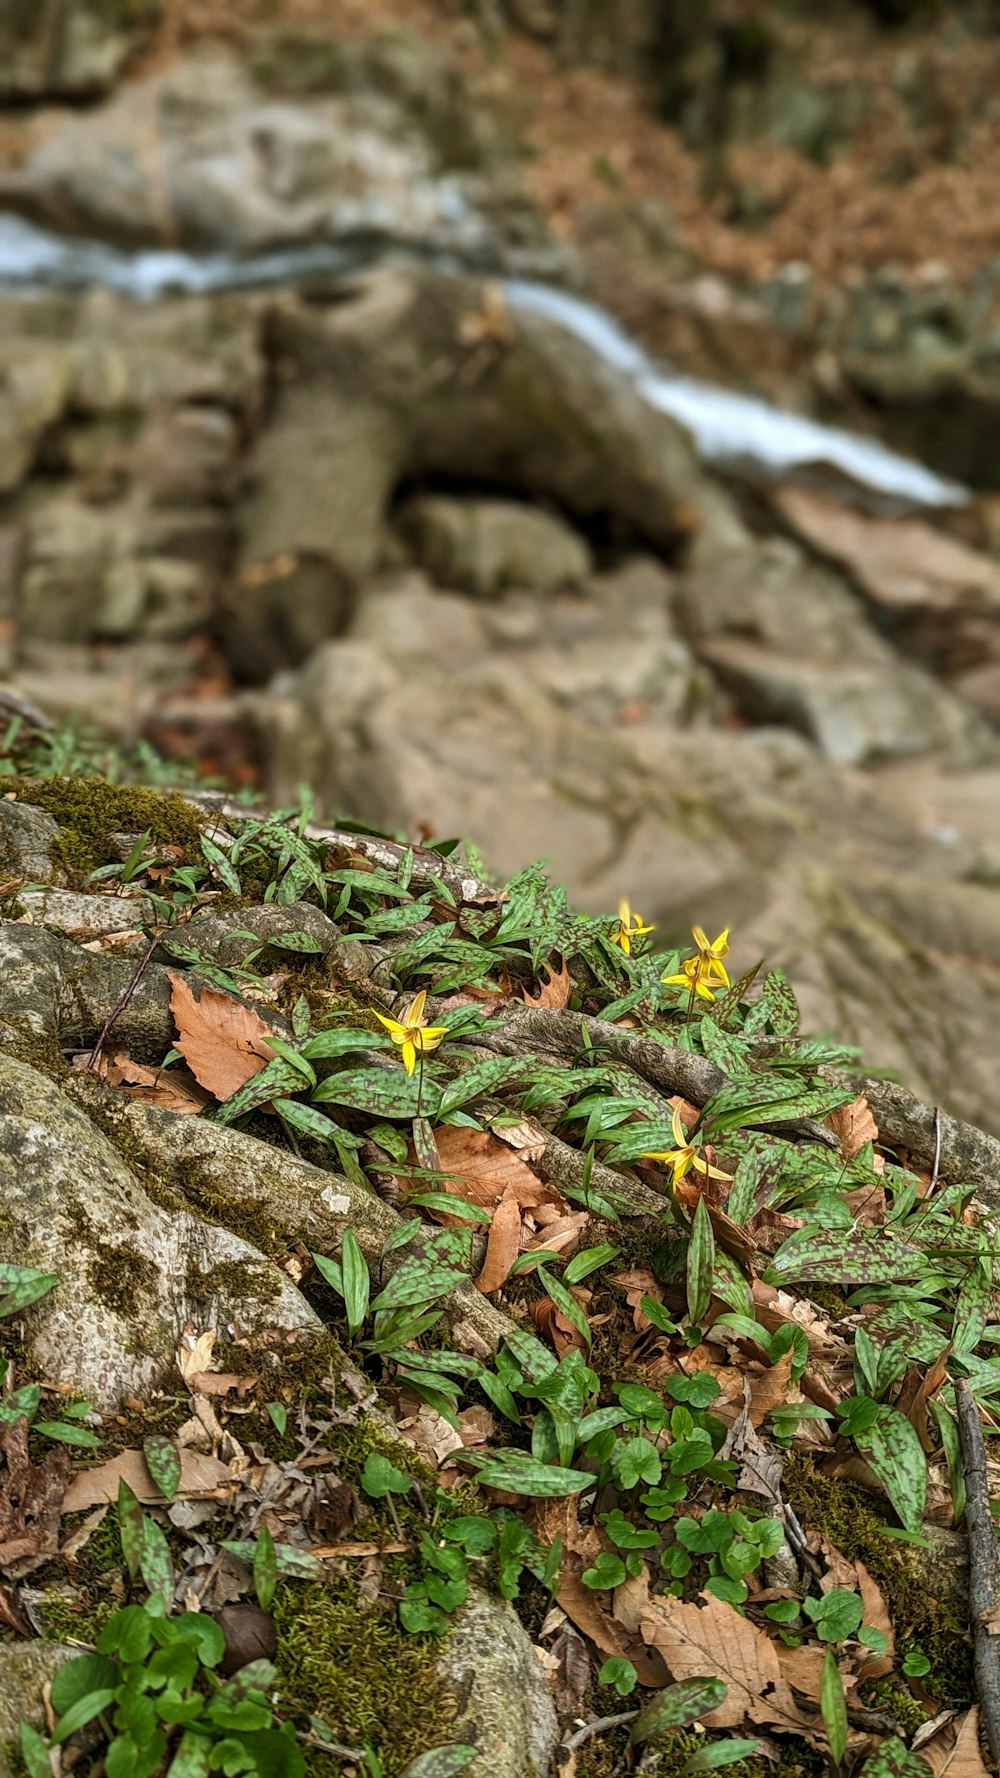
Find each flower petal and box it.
[373,1011,406,1043]
[402,988,428,1028]
[401,1038,417,1075]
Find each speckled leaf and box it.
[211,1057,304,1124]
[144,1435,182,1503]
[630,1677,728,1744]
[117,1479,145,1580]
[439,1056,529,1119]
[699,1021,752,1077]
[858,1738,941,1778]
[766,1229,925,1288]
[139,1513,175,1609]
[0,1264,59,1318]
[686,1197,715,1327]
[821,1648,848,1767]
[398,1744,478,1778]
[312,1068,439,1120]
[854,1406,927,1534]
[254,1523,277,1613]
[221,1540,324,1579]
[371,1230,472,1311]
[18,1724,53,1778]
[464,1448,594,1497]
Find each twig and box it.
[297,1732,367,1761]
[929,1105,943,1195]
[955,1378,1000,1768]
[825,1071,1000,1204]
[86,929,161,1071]
[560,1711,638,1754]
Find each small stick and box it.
[560,1711,638,1754]
[86,929,161,1071]
[929,1105,943,1195]
[955,1378,1000,1768]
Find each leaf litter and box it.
[32,824,1000,1777]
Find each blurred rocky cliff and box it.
[4,0,1000,1130]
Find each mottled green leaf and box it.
[630,1678,728,1744]
[853,1405,927,1534]
[143,1435,181,1503]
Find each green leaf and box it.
[461,1449,594,1497]
[51,1689,117,1744]
[361,1453,413,1498]
[301,1029,392,1060]
[820,1648,848,1766]
[582,1552,627,1590]
[397,1747,479,1778]
[766,1229,924,1288]
[686,1196,715,1326]
[139,1514,175,1609]
[255,1523,278,1613]
[683,1741,763,1772]
[0,1265,59,1318]
[266,1401,288,1437]
[856,1738,937,1778]
[212,1056,305,1125]
[165,1729,212,1776]
[371,1232,471,1312]
[341,1228,370,1341]
[220,1540,324,1579]
[630,1678,728,1744]
[144,1435,182,1503]
[725,1150,764,1228]
[117,1480,146,1581]
[268,930,327,954]
[438,1057,529,1118]
[537,1267,592,1349]
[33,1419,101,1447]
[19,1723,54,1778]
[853,1406,927,1534]
[564,1244,621,1286]
[51,1651,119,1715]
[598,1657,638,1698]
[614,1437,662,1490]
[312,1068,438,1120]
[804,1588,863,1643]
[404,1191,492,1225]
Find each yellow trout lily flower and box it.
[662,925,731,1001]
[611,898,655,955]
[373,989,448,1076]
[642,1105,733,1186]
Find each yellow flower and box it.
[641,1104,733,1186]
[611,898,655,956]
[373,989,448,1076]
[661,925,731,1000]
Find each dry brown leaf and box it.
[613,1566,655,1636]
[915,1708,991,1778]
[641,1589,782,1728]
[187,1371,259,1399]
[62,1448,235,1513]
[490,1117,548,1163]
[530,1497,602,1565]
[177,1328,217,1384]
[476,1193,523,1293]
[746,1350,795,1429]
[0,1419,70,1579]
[825,1092,879,1163]
[559,1565,668,1689]
[610,1267,667,1332]
[545,1625,592,1717]
[96,1048,210,1114]
[855,1559,895,1681]
[750,1282,845,1360]
[532,1293,587,1356]
[522,959,572,1009]
[429,1126,558,1213]
[525,1212,588,1259]
[168,970,276,1101]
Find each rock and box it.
[0,340,74,494]
[701,638,991,767]
[0,1054,324,1408]
[0,920,175,1054]
[675,537,884,662]
[0,46,545,264]
[349,575,489,660]
[0,798,63,883]
[179,901,341,969]
[0,0,155,99]
[398,495,592,596]
[233,268,703,676]
[18,888,154,936]
[0,1642,76,1774]
[774,487,1000,672]
[439,1590,558,1778]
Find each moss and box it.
[12,777,204,881]
[87,1244,160,1317]
[188,1255,284,1308]
[785,1454,972,1710]
[273,1577,455,1777]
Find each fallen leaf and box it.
[168,970,276,1101]
[490,1117,548,1163]
[62,1448,235,1513]
[428,1126,560,1213]
[545,1625,592,1717]
[522,959,572,1009]
[95,1048,210,1114]
[532,1292,588,1356]
[0,1417,71,1579]
[559,1564,668,1688]
[177,1329,218,1386]
[187,1371,259,1399]
[60,1502,110,1563]
[476,1193,523,1294]
[855,1559,895,1680]
[915,1707,991,1778]
[642,1589,795,1729]
[825,1093,879,1163]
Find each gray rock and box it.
[439,1590,558,1778]
[0,919,174,1055]
[349,576,489,660]
[0,799,62,883]
[0,1054,324,1409]
[178,901,341,969]
[18,888,154,936]
[398,495,592,597]
[675,537,884,662]
[0,0,154,99]
[701,638,992,767]
[0,1642,76,1774]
